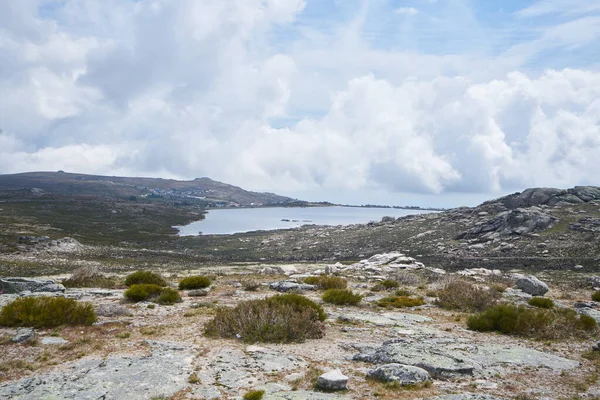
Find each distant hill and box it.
[0,171,301,207]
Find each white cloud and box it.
[0,0,599,200]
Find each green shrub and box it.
[303,276,347,290]
[467,304,597,340]
[436,280,499,312]
[157,288,182,305]
[0,297,96,328]
[394,289,412,297]
[268,293,326,321]
[124,284,163,302]
[204,297,325,343]
[372,279,400,291]
[124,271,167,287]
[243,390,265,400]
[322,289,362,305]
[376,296,425,308]
[528,297,554,309]
[303,276,320,285]
[62,266,116,289]
[592,291,600,302]
[179,276,212,290]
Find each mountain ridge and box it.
[0,171,301,207]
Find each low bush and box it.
[268,293,326,321]
[124,284,163,302]
[303,276,320,285]
[179,275,212,290]
[372,279,399,291]
[467,304,597,340]
[124,271,168,287]
[592,291,600,302]
[0,297,96,328]
[528,297,554,309]
[376,296,425,308]
[303,276,347,290]
[436,279,499,312]
[157,288,182,305]
[62,266,116,289]
[243,390,265,400]
[242,280,260,292]
[204,295,325,343]
[394,289,412,297]
[391,271,422,286]
[322,289,362,305]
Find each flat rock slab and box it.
[353,338,578,379]
[0,340,194,400]
[192,346,307,398]
[265,391,348,400]
[336,310,431,326]
[426,395,507,400]
[40,337,69,345]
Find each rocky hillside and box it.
[172,186,600,271]
[0,171,301,207]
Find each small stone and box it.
[188,289,210,297]
[316,369,348,391]
[12,328,36,343]
[41,337,70,345]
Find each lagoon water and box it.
[176,206,432,236]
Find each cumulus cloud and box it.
[0,0,599,199]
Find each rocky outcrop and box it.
[456,208,557,240]
[0,340,195,399]
[516,275,549,296]
[366,363,430,385]
[353,338,578,379]
[0,278,65,294]
[17,236,83,253]
[269,281,316,292]
[483,186,600,210]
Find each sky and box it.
[0,0,599,207]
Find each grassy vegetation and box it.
[435,279,499,312]
[528,297,554,309]
[592,291,600,302]
[157,288,182,305]
[467,304,597,339]
[322,289,362,305]
[62,266,117,289]
[372,279,399,291]
[243,390,265,400]
[124,271,168,287]
[304,276,348,290]
[178,275,212,290]
[0,297,96,328]
[123,284,163,302]
[376,296,425,308]
[268,293,326,321]
[204,294,326,343]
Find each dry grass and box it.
[468,304,598,340]
[62,266,118,289]
[204,295,326,343]
[376,296,425,308]
[435,279,500,312]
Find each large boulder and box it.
[0,277,65,294]
[516,275,549,296]
[367,363,430,385]
[316,370,348,391]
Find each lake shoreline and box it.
[176,206,433,236]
